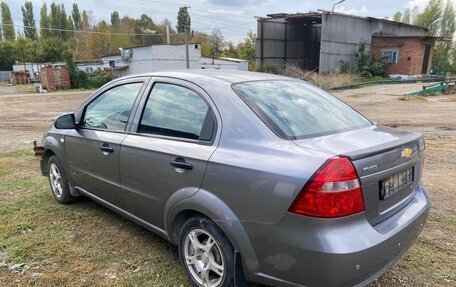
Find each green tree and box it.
[402,8,411,23]
[39,37,66,62]
[1,2,15,41]
[209,28,224,60]
[49,3,70,39]
[222,41,239,58]
[0,41,15,69]
[392,12,402,22]
[134,14,159,45]
[21,1,36,40]
[40,3,50,39]
[72,3,82,30]
[176,7,190,33]
[237,31,256,69]
[111,11,120,29]
[441,0,455,38]
[82,10,90,30]
[415,0,443,35]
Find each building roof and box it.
[260,10,429,31]
[372,33,451,41]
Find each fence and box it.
[0,71,11,82]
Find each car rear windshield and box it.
[232,80,372,139]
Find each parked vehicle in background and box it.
[40,71,430,287]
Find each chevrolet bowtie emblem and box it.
[401,148,413,158]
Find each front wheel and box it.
[178,216,234,287]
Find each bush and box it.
[87,70,113,88]
[340,61,355,74]
[256,65,278,74]
[354,41,388,78]
[369,61,388,77]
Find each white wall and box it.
[127,44,201,75]
[201,57,248,71]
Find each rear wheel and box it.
[178,216,234,287]
[47,155,76,204]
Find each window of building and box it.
[109,60,115,67]
[381,49,399,64]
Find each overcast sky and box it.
[3,0,450,42]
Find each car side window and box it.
[138,83,209,140]
[81,82,143,131]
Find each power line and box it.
[1,23,185,37]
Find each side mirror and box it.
[54,113,76,129]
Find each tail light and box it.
[289,156,364,218]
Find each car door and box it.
[65,78,148,205]
[119,78,219,229]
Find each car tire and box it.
[47,155,76,204]
[178,216,235,287]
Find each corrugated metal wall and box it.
[256,18,321,72]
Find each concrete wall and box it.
[127,44,201,75]
[201,57,248,70]
[319,12,428,73]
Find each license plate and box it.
[380,168,414,200]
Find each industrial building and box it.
[256,10,444,77]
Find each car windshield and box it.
[232,80,372,139]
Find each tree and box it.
[134,14,159,45]
[111,11,120,29]
[223,41,239,58]
[21,1,36,40]
[82,10,90,30]
[86,21,112,58]
[209,28,224,60]
[441,0,455,38]
[72,4,82,30]
[402,8,411,23]
[40,3,50,39]
[0,41,15,69]
[1,2,15,41]
[415,0,443,35]
[392,12,402,22]
[176,7,190,33]
[49,3,70,40]
[237,31,256,69]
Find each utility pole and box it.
[183,6,190,69]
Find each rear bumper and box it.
[243,185,431,287]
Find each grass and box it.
[280,64,389,90]
[0,150,454,286]
[0,149,190,287]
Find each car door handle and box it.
[99,145,114,153]
[170,158,193,170]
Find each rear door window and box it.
[138,83,209,140]
[232,80,372,139]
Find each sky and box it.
[2,0,450,43]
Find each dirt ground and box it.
[0,82,455,286]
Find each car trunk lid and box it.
[294,125,425,226]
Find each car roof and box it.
[116,70,294,85]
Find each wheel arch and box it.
[165,188,260,276]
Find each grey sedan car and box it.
[40,71,430,287]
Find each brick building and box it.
[372,35,437,76]
[40,64,71,91]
